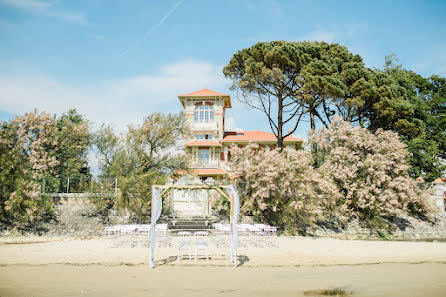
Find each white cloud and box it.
[0,59,230,130]
[0,0,50,10]
[0,0,89,25]
[303,24,368,43]
[224,116,243,132]
[304,29,337,43]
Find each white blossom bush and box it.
[1,110,59,225]
[228,145,342,230]
[228,118,432,233]
[310,117,432,221]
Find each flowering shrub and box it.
[0,109,91,227]
[1,110,59,225]
[228,145,342,229]
[229,118,432,233]
[310,117,432,220]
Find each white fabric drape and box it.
[148,185,240,268]
[227,185,240,267]
[149,186,163,268]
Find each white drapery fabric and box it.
[148,185,240,268]
[227,185,240,267]
[149,186,163,268]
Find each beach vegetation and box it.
[92,112,189,222]
[229,117,433,233]
[0,109,90,227]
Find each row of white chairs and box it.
[177,231,209,261]
[104,224,168,236]
[213,223,277,235]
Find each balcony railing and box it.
[189,159,220,169]
[191,121,218,131]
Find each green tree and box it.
[223,41,371,148]
[295,41,369,129]
[0,109,93,226]
[366,56,446,181]
[93,112,189,221]
[50,109,91,193]
[223,41,310,149]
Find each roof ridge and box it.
[178,88,229,97]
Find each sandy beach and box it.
[1,236,446,296]
[1,235,446,267]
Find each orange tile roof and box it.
[178,88,231,108]
[174,168,227,176]
[179,88,229,97]
[222,131,302,143]
[185,141,222,147]
[192,168,227,176]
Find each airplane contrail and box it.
[120,0,185,56]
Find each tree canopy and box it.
[93,112,189,221]
[0,110,91,226]
[225,42,445,181]
[223,41,372,148]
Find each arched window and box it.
[194,105,214,123]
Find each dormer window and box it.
[194,105,214,123]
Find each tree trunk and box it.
[277,95,284,150]
[310,111,318,167]
[310,111,315,131]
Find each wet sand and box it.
[1,236,446,296]
[1,263,446,297]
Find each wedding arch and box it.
[148,184,240,268]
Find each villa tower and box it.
[169,88,302,217]
[178,88,231,178]
[177,88,303,180]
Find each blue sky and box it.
[1,0,445,140]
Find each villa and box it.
[178,88,303,179]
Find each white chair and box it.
[220,224,231,235]
[254,224,267,235]
[137,224,151,235]
[237,225,250,236]
[104,225,120,236]
[194,231,209,261]
[213,223,223,235]
[250,224,266,236]
[177,231,192,261]
[156,224,168,237]
[119,225,133,235]
[264,225,277,236]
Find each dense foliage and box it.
[229,118,433,233]
[93,112,188,222]
[0,110,90,226]
[223,41,368,148]
[225,42,445,181]
[310,117,431,219]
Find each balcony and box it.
[191,121,218,131]
[189,159,220,169]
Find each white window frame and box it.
[194,105,214,123]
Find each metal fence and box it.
[42,176,118,194]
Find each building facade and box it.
[178,88,303,179]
